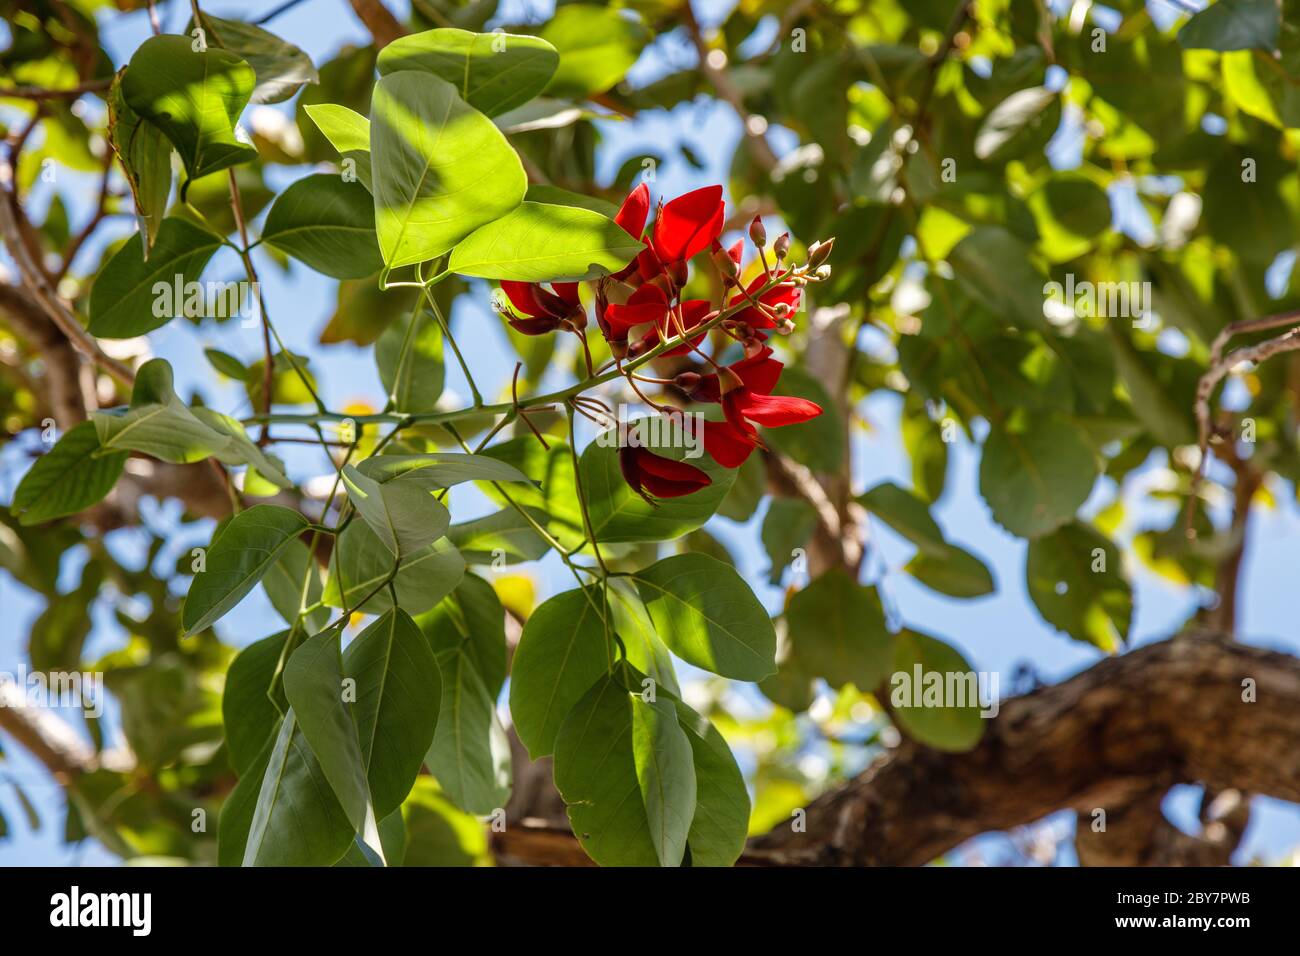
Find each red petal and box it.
[703,419,757,468]
[727,238,744,265]
[615,183,650,238]
[731,347,783,394]
[508,316,559,336]
[604,284,668,335]
[552,282,581,309]
[500,280,547,318]
[732,390,822,427]
[729,279,800,329]
[652,185,725,263]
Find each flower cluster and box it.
[496,183,831,504]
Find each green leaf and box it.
[631,553,776,681]
[425,649,512,814]
[416,572,508,698]
[370,70,526,268]
[222,631,288,776]
[553,671,694,867]
[540,4,648,98]
[1026,521,1132,651]
[323,519,465,616]
[122,35,258,183]
[579,426,736,543]
[93,359,234,465]
[673,700,748,867]
[190,407,293,488]
[242,710,355,866]
[974,86,1057,161]
[88,217,222,338]
[606,576,680,698]
[785,568,892,691]
[857,481,995,598]
[283,626,379,846]
[905,547,995,598]
[261,173,382,279]
[11,421,127,526]
[344,608,442,817]
[446,507,552,564]
[889,630,985,752]
[375,307,444,413]
[262,539,328,633]
[342,463,451,559]
[948,227,1048,330]
[304,104,370,152]
[978,413,1099,539]
[218,735,273,866]
[107,70,171,256]
[759,497,816,585]
[525,183,619,217]
[357,452,531,489]
[448,202,640,281]
[376,28,559,117]
[196,14,318,103]
[509,587,610,758]
[1178,0,1279,51]
[183,504,311,634]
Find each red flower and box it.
[651,185,725,266]
[499,280,583,335]
[699,365,823,468]
[724,388,822,430]
[603,283,669,336]
[636,298,713,357]
[688,346,783,403]
[619,444,711,503]
[702,419,759,468]
[615,182,650,239]
[727,274,801,331]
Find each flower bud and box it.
[807,237,835,269]
[815,264,832,280]
[749,215,766,248]
[776,317,796,335]
[773,232,791,261]
[626,338,650,359]
[712,244,738,280]
[674,371,702,391]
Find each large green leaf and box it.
[122,35,257,182]
[93,359,234,465]
[553,670,695,867]
[416,573,507,698]
[673,700,748,867]
[1026,521,1132,651]
[540,4,648,98]
[184,504,311,634]
[196,14,318,103]
[283,626,379,848]
[261,173,382,279]
[376,28,559,117]
[448,202,640,281]
[1178,0,1279,51]
[631,553,776,681]
[979,413,1099,539]
[784,568,892,691]
[242,710,355,866]
[341,463,450,559]
[947,227,1047,330]
[369,70,526,268]
[344,608,442,817]
[221,631,288,776]
[106,70,171,257]
[509,586,610,758]
[88,217,222,338]
[579,427,736,543]
[11,421,127,526]
[889,630,985,752]
[446,507,552,564]
[606,576,680,698]
[425,648,512,814]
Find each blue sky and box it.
[2,0,1298,866]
